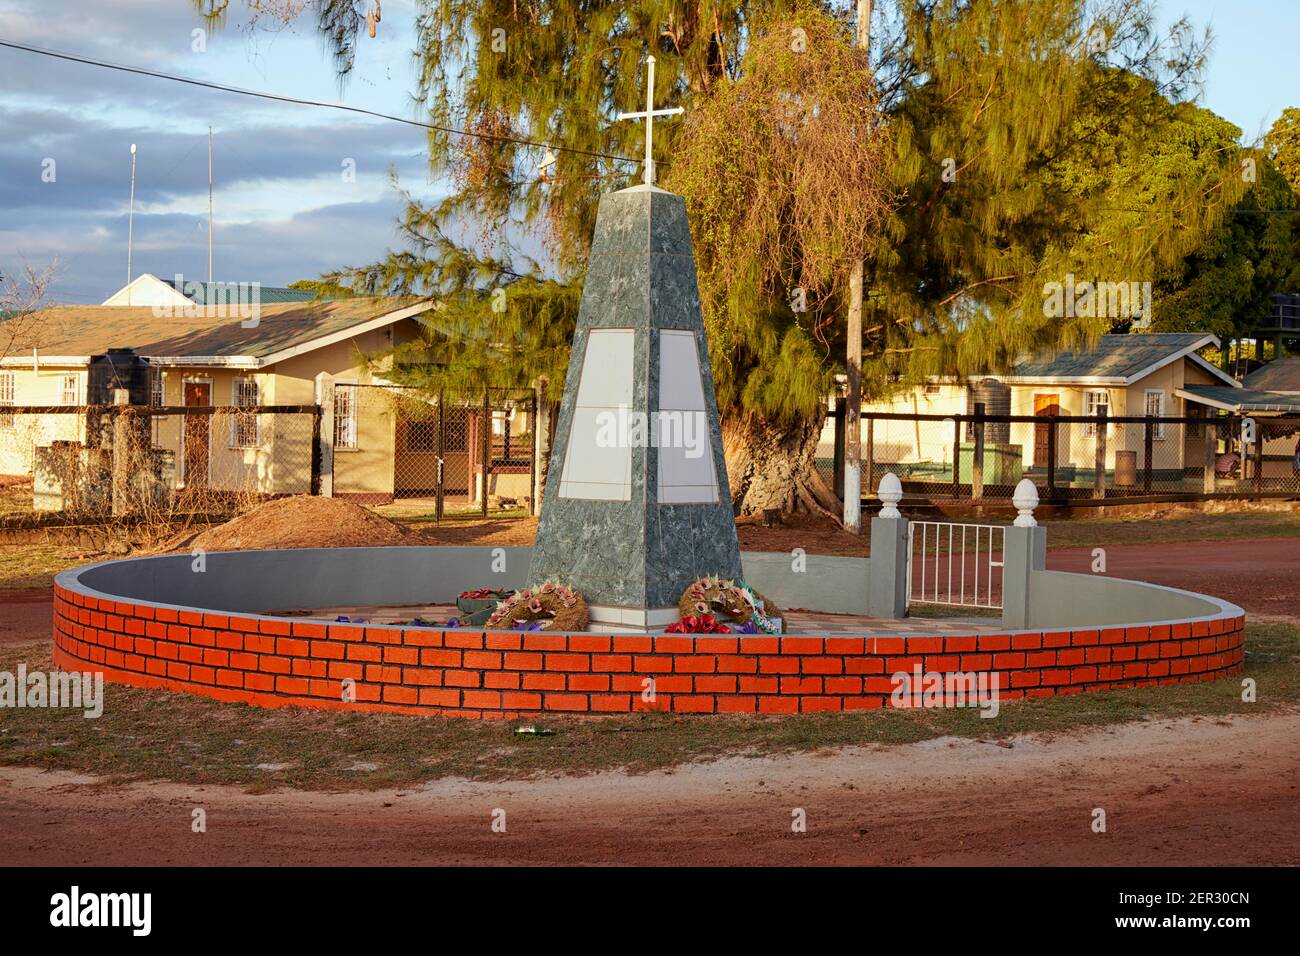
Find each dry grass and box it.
[1,623,1294,791]
[0,543,100,589]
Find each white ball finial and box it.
[877,472,903,519]
[1013,478,1039,527]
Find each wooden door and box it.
[1033,393,1059,469]
[183,382,210,487]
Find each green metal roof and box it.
[163,280,326,305]
[1180,384,1300,413]
[1007,333,1223,384]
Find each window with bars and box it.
[1144,389,1165,439]
[334,384,357,449]
[231,377,259,448]
[404,417,438,452]
[0,373,13,429]
[1083,390,1110,436]
[60,374,78,406]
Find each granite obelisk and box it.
[527,59,741,628]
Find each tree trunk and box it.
[722,410,844,520]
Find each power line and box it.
[0,37,641,169]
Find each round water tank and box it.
[966,377,1011,443]
[88,348,151,406]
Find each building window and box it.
[334,384,357,449]
[1144,389,1165,439]
[404,417,438,452]
[231,377,259,448]
[1083,390,1109,436]
[60,374,78,406]
[0,373,13,429]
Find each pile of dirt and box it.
[191,496,415,553]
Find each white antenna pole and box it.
[207,126,214,284]
[127,142,137,305]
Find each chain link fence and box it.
[332,384,539,517]
[854,412,1300,502]
[0,387,543,530]
[0,404,319,536]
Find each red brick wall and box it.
[51,583,1246,718]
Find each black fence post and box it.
[1202,415,1218,495]
[1254,420,1265,492]
[1046,415,1058,501]
[832,397,845,502]
[1143,416,1154,494]
[972,402,985,500]
[310,406,322,496]
[1093,408,1107,499]
[951,415,961,498]
[864,416,875,495]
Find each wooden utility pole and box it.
[843,0,872,532]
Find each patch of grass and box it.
[1043,510,1300,550]
[1,623,1295,791]
[0,543,94,589]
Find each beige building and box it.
[841,333,1256,488]
[0,296,463,505]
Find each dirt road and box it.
[2,711,1297,865]
[0,589,50,646]
[1047,537,1300,619]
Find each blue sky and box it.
[1164,0,1300,140]
[0,0,1297,305]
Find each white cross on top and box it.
[617,55,683,186]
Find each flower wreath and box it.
[677,576,783,634]
[485,581,589,632]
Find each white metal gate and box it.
[906,521,1005,610]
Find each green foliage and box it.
[1149,147,1300,340]
[665,7,894,422]
[400,0,779,270]
[863,0,1245,396]
[1266,107,1300,194]
[379,277,579,403]
[214,1,1286,425]
[287,277,358,298]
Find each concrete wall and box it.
[1025,569,1229,629]
[739,551,871,616]
[72,546,534,613]
[62,543,1237,633]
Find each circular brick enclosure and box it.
[51,548,1246,718]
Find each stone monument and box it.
[527,56,743,629]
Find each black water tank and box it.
[87,348,151,405]
[966,377,1011,443]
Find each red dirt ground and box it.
[2,537,1297,866]
[1047,538,1300,620]
[2,712,1296,865]
[0,588,51,646]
